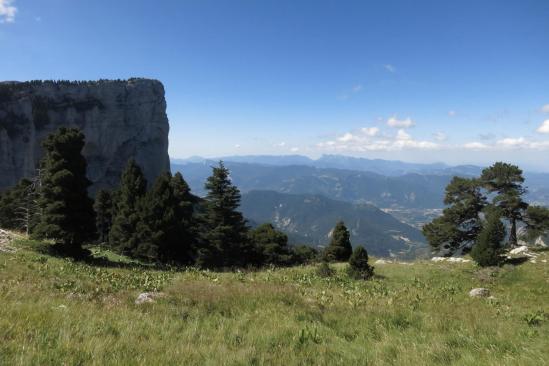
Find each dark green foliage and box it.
[134,172,196,263]
[324,221,353,261]
[33,128,96,249]
[480,162,528,246]
[347,246,374,279]
[316,261,335,277]
[423,177,486,255]
[291,245,319,264]
[197,161,253,268]
[0,178,35,231]
[524,205,549,241]
[471,213,506,267]
[109,159,147,255]
[249,223,293,266]
[94,190,113,243]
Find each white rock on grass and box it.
[469,288,490,298]
[431,257,446,262]
[375,259,391,264]
[509,246,529,255]
[447,257,471,263]
[431,256,471,263]
[135,292,165,305]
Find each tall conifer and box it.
[33,128,96,250]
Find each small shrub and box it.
[347,246,374,280]
[316,262,334,278]
[471,213,505,267]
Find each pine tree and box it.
[198,161,252,268]
[109,159,147,255]
[524,205,549,242]
[480,162,528,247]
[249,223,292,266]
[94,190,113,243]
[347,246,374,279]
[0,178,33,230]
[324,221,353,261]
[423,177,486,255]
[33,128,96,251]
[170,172,196,263]
[134,172,189,263]
[471,213,506,267]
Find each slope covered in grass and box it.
[1,237,548,365]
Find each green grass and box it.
[1,237,548,365]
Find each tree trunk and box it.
[509,218,518,247]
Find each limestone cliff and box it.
[0,78,170,192]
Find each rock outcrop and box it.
[0,78,170,193]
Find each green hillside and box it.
[1,235,548,365]
[240,190,426,258]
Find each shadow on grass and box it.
[502,256,530,266]
[31,241,170,271]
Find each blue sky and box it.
[1,1,549,170]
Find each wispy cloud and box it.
[383,64,396,73]
[448,110,456,117]
[317,125,438,152]
[541,104,549,113]
[387,116,415,128]
[0,0,17,23]
[537,120,549,134]
[338,84,363,101]
[433,132,447,141]
[290,147,299,152]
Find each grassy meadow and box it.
[1,236,548,365]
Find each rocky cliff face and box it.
[0,78,170,193]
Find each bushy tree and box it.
[347,246,374,279]
[324,221,353,261]
[198,161,253,268]
[33,128,96,251]
[94,190,113,243]
[471,213,506,267]
[524,205,549,242]
[170,172,196,263]
[0,178,33,230]
[134,172,196,263]
[109,159,147,255]
[480,162,528,247]
[423,177,486,255]
[291,245,319,264]
[249,223,292,266]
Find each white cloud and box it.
[0,0,17,23]
[497,137,527,147]
[337,132,355,142]
[448,110,456,117]
[383,64,396,73]
[396,129,411,141]
[537,120,549,134]
[463,142,489,150]
[275,141,286,147]
[290,147,299,152]
[234,144,241,149]
[433,132,447,141]
[361,127,379,136]
[318,127,438,152]
[541,104,549,113]
[387,116,415,128]
[352,84,363,92]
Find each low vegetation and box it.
[1,236,548,365]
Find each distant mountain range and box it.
[240,190,427,258]
[172,154,484,177]
[172,155,549,208]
